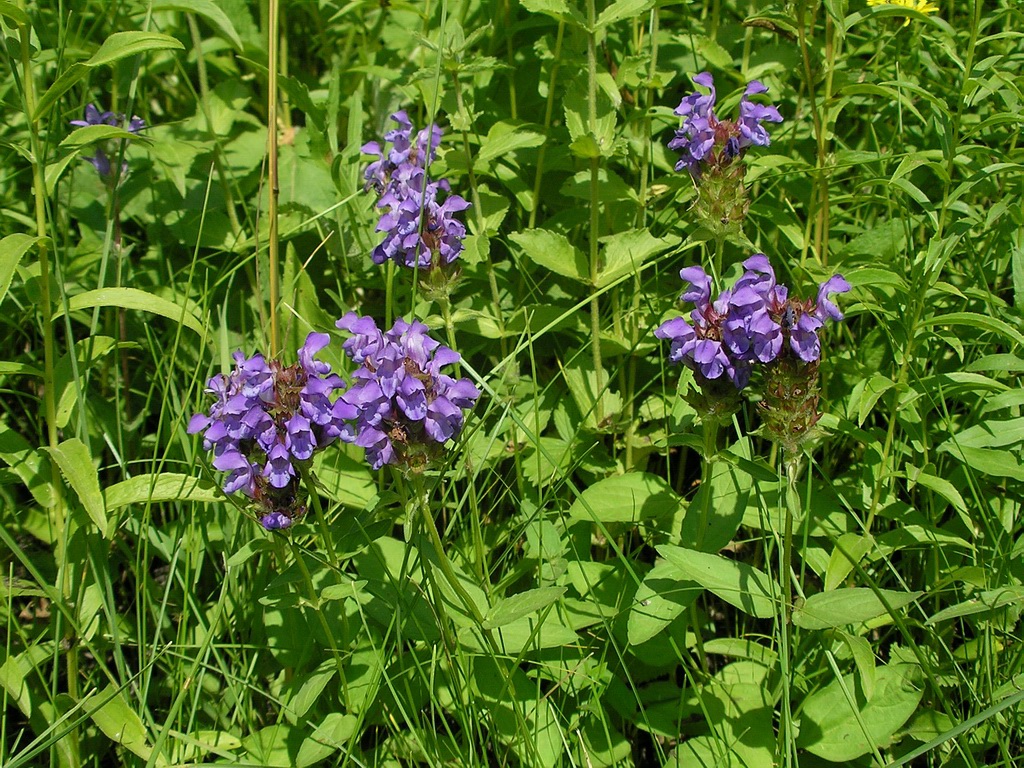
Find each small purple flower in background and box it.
[336,313,480,472]
[188,332,357,530]
[69,103,145,179]
[362,111,470,277]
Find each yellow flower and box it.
[867,0,940,26]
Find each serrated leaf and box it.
[657,545,779,618]
[54,287,205,336]
[792,588,922,630]
[568,472,677,523]
[509,229,589,282]
[519,0,585,26]
[104,472,222,510]
[482,586,565,629]
[45,438,107,535]
[596,229,679,287]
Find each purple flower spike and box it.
[189,331,354,529]
[338,314,479,471]
[668,73,782,178]
[362,111,469,271]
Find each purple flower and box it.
[189,332,353,528]
[362,111,470,271]
[668,73,782,178]
[337,314,480,471]
[69,103,145,179]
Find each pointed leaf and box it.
[509,229,589,282]
[482,586,565,629]
[104,472,222,511]
[657,545,779,618]
[152,0,243,50]
[568,472,677,523]
[45,438,107,535]
[793,588,922,630]
[89,685,165,765]
[0,233,41,307]
[86,31,185,68]
[54,287,205,336]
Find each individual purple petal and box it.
[264,442,295,488]
[260,511,293,530]
[815,275,851,321]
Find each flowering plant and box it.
[362,111,470,272]
[336,313,480,471]
[188,333,356,530]
[69,103,145,179]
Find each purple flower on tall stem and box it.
[362,111,470,274]
[69,103,145,179]
[189,332,356,530]
[336,313,480,472]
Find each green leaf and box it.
[54,287,205,336]
[925,586,1024,625]
[657,545,780,618]
[824,533,874,591]
[792,588,922,630]
[509,228,589,283]
[628,559,700,646]
[519,0,585,26]
[595,0,655,29]
[596,229,679,287]
[86,30,185,67]
[0,1,31,26]
[104,472,222,511]
[45,438,107,535]
[0,233,41,307]
[295,713,356,767]
[568,472,678,523]
[89,685,166,765]
[0,424,55,507]
[59,124,147,149]
[798,663,923,761]
[152,0,243,50]
[476,121,546,164]
[483,586,565,629]
[35,64,90,120]
[919,311,1024,349]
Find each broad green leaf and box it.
[0,1,31,26]
[87,31,185,68]
[509,229,589,282]
[568,472,677,523]
[798,663,923,761]
[0,424,55,507]
[482,586,565,629]
[685,451,751,551]
[45,438,107,535]
[295,713,356,767]
[792,588,922,630]
[824,533,874,591]
[628,558,700,646]
[0,233,41,307]
[225,539,274,568]
[34,64,90,120]
[908,469,968,515]
[563,77,618,157]
[657,545,779,618]
[937,444,1024,481]
[283,661,336,722]
[90,685,166,765]
[519,0,585,26]
[595,0,655,29]
[463,612,578,653]
[104,472,222,511]
[54,287,205,336]
[925,586,1024,625]
[838,630,878,700]
[596,229,679,287]
[152,0,243,50]
[477,121,546,164]
[59,125,146,149]
[938,417,1024,450]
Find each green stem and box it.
[528,21,565,228]
[586,0,605,427]
[298,463,339,570]
[775,453,799,768]
[18,9,77,764]
[267,0,281,357]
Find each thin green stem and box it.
[298,463,339,570]
[776,453,799,768]
[267,0,281,357]
[18,9,76,764]
[586,0,605,427]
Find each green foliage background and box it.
[1,0,1023,766]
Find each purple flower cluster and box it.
[336,313,480,470]
[362,111,470,270]
[69,103,145,178]
[655,255,850,389]
[188,333,356,529]
[669,73,782,177]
